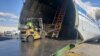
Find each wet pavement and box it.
[0,39,21,56]
[0,37,75,56]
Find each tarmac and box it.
[0,37,75,56]
[1,36,100,56]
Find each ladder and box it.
[52,6,66,38]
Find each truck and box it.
[19,18,43,42]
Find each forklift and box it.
[20,18,43,42]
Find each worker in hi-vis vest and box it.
[26,21,35,29]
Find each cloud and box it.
[0,17,18,23]
[0,12,19,19]
[0,18,6,21]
